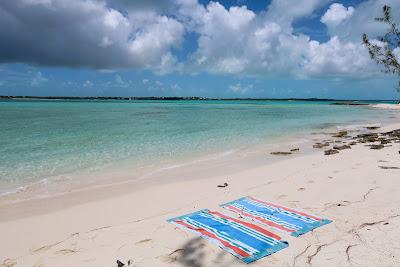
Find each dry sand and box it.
[1,121,400,267]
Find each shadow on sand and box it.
[168,237,238,267]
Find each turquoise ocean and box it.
[0,99,397,194]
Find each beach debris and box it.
[369,144,384,150]
[379,166,400,169]
[313,142,329,149]
[383,129,400,138]
[347,128,400,147]
[365,126,380,130]
[270,151,292,155]
[324,149,339,155]
[217,182,229,188]
[290,148,300,152]
[333,145,351,150]
[356,214,400,231]
[356,133,379,143]
[117,260,125,267]
[332,130,348,138]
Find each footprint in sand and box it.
[1,259,17,267]
[135,239,152,245]
[278,194,287,199]
[32,245,51,253]
[33,260,44,267]
[159,249,185,263]
[55,249,78,255]
[297,187,306,191]
[307,180,315,184]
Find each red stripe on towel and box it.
[226,204,295,233]
[249,196,322,221]
[207,210,282,241]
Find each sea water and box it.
[0,99,396,193]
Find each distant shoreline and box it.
[0,95,397,102]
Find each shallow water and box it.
[0,99,396,193]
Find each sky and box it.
[0,0,399,99]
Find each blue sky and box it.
[0,0,399,99]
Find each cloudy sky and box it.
[0,0,399,99]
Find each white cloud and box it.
[110,74,135,88]
[30,71,48,86]
[177,0,378,78]
[0,0,184,72]
[1,0,397,80]
[229,83,253,95]
[170,83,182,91]
[115,75,124,84]
[128,14,184,74]
[83,80,93,88]
[266,0,332,29]
[321,3,354,28]
[104,9,128,29]
[323,0,400,41]
[302,37,371,77]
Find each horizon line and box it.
[0,95,398,102]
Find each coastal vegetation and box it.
[363,5,400,91]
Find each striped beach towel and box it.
[168,209,288,263]
[221,196,331,237]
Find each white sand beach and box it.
[1,118,400,267]
[372,103,400,109]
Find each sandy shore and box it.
[372,103,400,110]
[1,120,400,266]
